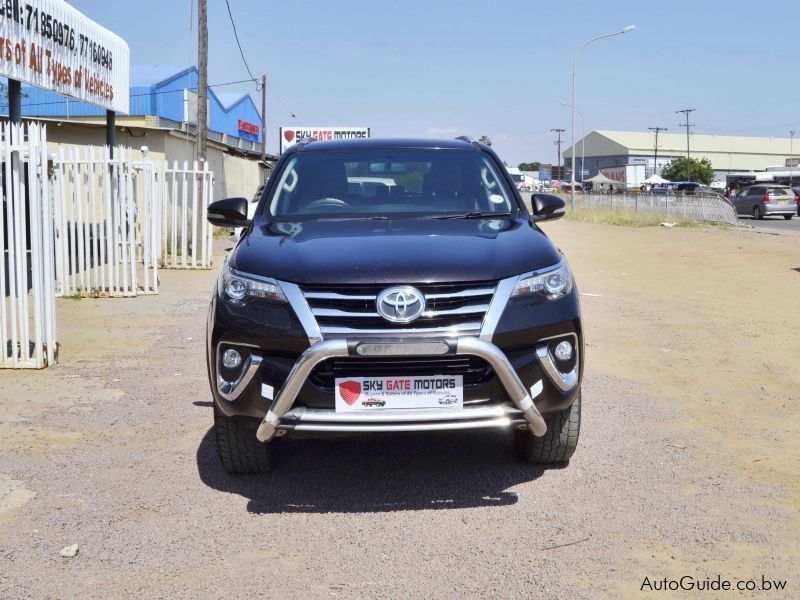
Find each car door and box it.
[737,187,756,214]
[733,188,748,214]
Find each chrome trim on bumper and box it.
[282,403,523,423]
[280,418,522,434]
[216,348,263,402]
[456,337,547,436]
[535,333,580,392]
[255,337,548,442]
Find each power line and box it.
[551,128,566,178]
[676,108,696,181]
[648,126,667,176]
[222,0,297,121]
[223,0,259,90]
[2,80,269,110]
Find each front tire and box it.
[213,404,277,474]
[515,392,581,464]
[783,214,793,220]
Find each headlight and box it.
[218,260,287,303]
[511,260,574,300]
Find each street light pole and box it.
[790,130,796,189]
[571,25,635,207]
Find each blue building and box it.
[1,65,264,153]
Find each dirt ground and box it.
[1,221,798,598]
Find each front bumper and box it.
[214,335,581,442]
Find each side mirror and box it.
[207,197,249,227]
[530,193,565,222]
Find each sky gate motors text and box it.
[292,129,367,141]
[363,377,459,392]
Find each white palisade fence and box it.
[1,123,58,369]
[161,160,214,269]
[3,125,218,369]
[54,146,161,298]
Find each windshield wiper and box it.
[433,211,512,220]
[314,215,389,221]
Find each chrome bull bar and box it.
[255,337,548,443]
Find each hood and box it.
[232,217,561,285]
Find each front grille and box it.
[309,356,494,389]
[301,281,496,335]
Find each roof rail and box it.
[455,135,480,150]
[297,136,318,152]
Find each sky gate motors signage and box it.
[0,0,129,113]
[280,126,370,153]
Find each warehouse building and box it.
[564,130,797,180]
[0,65,272,200]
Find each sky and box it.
[70,0,800,165]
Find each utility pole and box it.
[648,126,667,176]
[789,130,795,189]
[551,128,566,180]
[197,0,208,162]
[676,108,695,181]
[261,74,267,161]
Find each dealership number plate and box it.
[335,375,463,411]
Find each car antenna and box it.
[297,136,318,152]
[454,135,480,150]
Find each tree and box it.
[478,135,492,146]
[660,157,715,185]
[518,162,541,171]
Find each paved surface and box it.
[742,213,800,234]
[1,224,798,598]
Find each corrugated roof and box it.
[130,65,193,86]
[595,130,793,154]
[215,92,249,110]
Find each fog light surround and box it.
[554,340,573,361]
[222,348,243,369]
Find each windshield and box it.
[265,149,517,218]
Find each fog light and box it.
[554,340,573,361]
[222,349,243,369]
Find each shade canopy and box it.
[583,173,617,184]
[643,174,670,184]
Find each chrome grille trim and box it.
[318,322,484,336]
[301,281,498,335]
[311,304,490,319]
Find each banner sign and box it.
[0,0,129,113]
[237,119,260,142]
[280,126,369,154]
[335,376,463,412]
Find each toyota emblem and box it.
[376,286,426,324]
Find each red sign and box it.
[238,119,260,135]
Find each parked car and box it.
[650,187,675,196]
[732,185,797,220]
[206,137,583,473]
[793,186,800,216]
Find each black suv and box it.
[206,138,583,473]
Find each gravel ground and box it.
[1,222,798,598]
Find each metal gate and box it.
[0,123,58,369]
[53,146,160,298]
[161,160,214,269]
